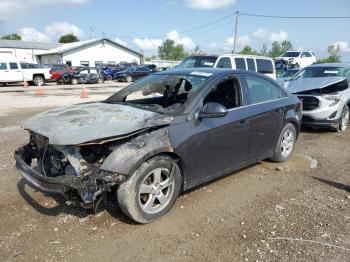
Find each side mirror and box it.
[199,102,228,119]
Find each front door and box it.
[182,77,250,187]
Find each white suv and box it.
[213,54,276,79]
[275,51,316,69]
[284,63,350,132]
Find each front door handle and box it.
[238,119,249,127]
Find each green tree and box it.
[59,33,79,43]
[1,33,21,40]
[158,39,186,60]
[258,43,269,56]
[317,44,341,63]
[281,40,293,53]
[239,45,257,55]
[269,41,282,58]
[268,40,294,58]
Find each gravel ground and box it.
[0,89,349,261]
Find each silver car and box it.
[283,63,350,132]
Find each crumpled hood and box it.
[284,76,347,93]
[23,102,172,145]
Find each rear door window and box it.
[244,75,281,104]
[234,58,246,70]
[9,62,19,69]
[0,63,8,70]
[246,58,256,71]
[216,57,232,68]
[256,59,274,74]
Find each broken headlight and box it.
[323,94,341,107]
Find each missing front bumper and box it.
[14,145,126,205]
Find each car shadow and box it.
[17,178,136,224]
[312,176,350,193]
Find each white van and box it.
[213,54,276,79]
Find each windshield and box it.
[290,66,349,80]
[177,56,217,68]
[281,51,300,58]
[280,69,299,78]
[105,73,208,114]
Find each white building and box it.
[0,40,60,63]
[37,38,143,67]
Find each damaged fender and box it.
[101,128,174,175]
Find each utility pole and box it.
[89,26,92,40]
[233,10,239,54]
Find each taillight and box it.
[49,69,53,75]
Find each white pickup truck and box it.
[0,61,52,86]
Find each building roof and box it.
[37,38,143,57]
[0,39,61,50]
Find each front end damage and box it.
[15,132,126,207]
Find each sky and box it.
[0,0,349,60]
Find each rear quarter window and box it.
[256,59,274,74]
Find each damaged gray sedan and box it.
[15,68,302,223]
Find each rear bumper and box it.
[14,145,125,204]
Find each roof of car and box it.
[155,68,252,77]
[307,63,350,68]
[217,53,273,60]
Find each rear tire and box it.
[117,155,182,223]
[33,76,44,86]
[270,123,296,163]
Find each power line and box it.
[90,12,234,40]
[240,12,350,19]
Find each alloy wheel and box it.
[138,167,175,215]
[280,129,294,158]
[340,107,349,131]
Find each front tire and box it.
[270,123,296,163]
[126,75,132,83]
[117,156,182,223]
[334,105,349,132]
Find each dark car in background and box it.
[177,55,218,68]
[15,68,301,223]
[114,66,153,82]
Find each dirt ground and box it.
[0,85,349,261]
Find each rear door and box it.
[240,74,286,161]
